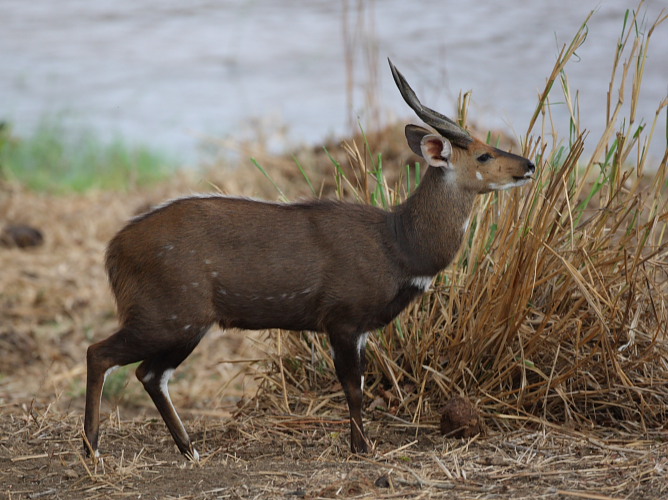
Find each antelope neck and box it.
[391,168,476,277]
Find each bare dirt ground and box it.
[2,399,667,500]
[2,130,667,499]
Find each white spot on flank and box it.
[211,271,219,278]
[142,370,155,383]
[410,276,434,292]
[204,259,212,265]
[184,324,192,331]
[170,314,178,321]
[164,244,175,251]
[476,171,483,181]
[191,282,199,287]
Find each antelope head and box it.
[389,59,535,193]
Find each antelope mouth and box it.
[514,169,535,182]
[509,176,533,188]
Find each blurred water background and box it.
[1,0,666,166]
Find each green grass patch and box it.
[0,117,175,192]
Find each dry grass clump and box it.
[260,7,668,437]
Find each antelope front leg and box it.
[329,331,370,454]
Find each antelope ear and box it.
[404,124,432,157]
[420,134,452,168]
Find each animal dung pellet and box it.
[440,396,482,438]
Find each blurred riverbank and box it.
[2,0,666,165]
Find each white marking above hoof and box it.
[186,448,200,462]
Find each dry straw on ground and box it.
[1,5,667,500]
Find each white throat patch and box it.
[410,276,434,292]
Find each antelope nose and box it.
[527,161,536,175]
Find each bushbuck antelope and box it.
[84,59,535,461]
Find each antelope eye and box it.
[477,153,493,163]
